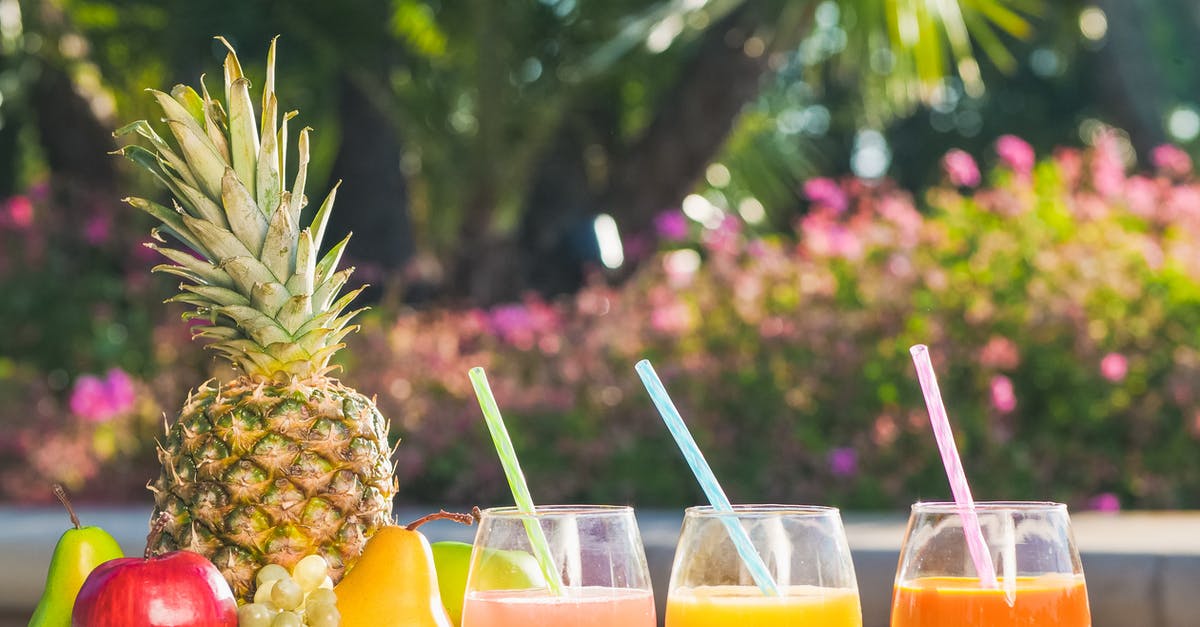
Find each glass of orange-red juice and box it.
[665,505,863,626]
[460,505,656,627]
[891,501,1092,627]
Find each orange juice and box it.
[891,575,1091,626]
[666,585,862,627]
[461,587,655,627]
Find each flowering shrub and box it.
[0,183,182,502]
[6,132,1200,511]
[355,131,1200,510]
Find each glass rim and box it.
[685,504,842,518]
[478,504,634,519]
[911,500,1068,514]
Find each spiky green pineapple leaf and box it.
[118,39,361,380]
[221,169,268,257]
[249,281,291,318]
[170,85,207,128]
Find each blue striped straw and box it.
[635,359,781,596]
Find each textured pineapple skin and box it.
[149,376,396,600]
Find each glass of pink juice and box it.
[666,505,863,627]
[460,505,656,627]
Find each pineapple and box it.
[115,38,396,599]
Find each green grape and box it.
[305,588,338,609]
[271,577,304,611]
[237,603,274,627]
[270,610,303,627]
[305,602,341,627]
[256,564,291,586]
[319,576,334,590]
[253,579,278,606]
[292,554,329,592]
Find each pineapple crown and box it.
[115,37,363,380]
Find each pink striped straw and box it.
[910,344,998,589]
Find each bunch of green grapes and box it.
[237,554,341,627]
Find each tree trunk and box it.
[516,98,618,297]
[324,75,413,299]
[1093,0,1169,154]
[512,2,773,299]
[604,2,770,235]
[31,63,118,195]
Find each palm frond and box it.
[831,0,1034,121]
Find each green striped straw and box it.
[469,367,564,595]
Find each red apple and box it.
[71,549,237,627]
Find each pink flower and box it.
[702,216,742,256]
[996,135,1035,176]
[1123,176,1159,219]
[1151,144,1192,179]
[84,214,112,246]
[5,196,33,229]
[1091,132,1127,198]
[69,368,137,423]
[654,210,690,241]
[650,301,693,335]
[1088,492,1121,513]
[799,211,863,260]
[1164,185,1200,223]
[804,178,848,213]
[827,447,858,478]
[103,369,136,412]
[1054,147,1084,188]
[872,414,898,446]
[990,375,1017,413]
[1100,352,1128,382]
[488,304,535,347]
[877,195,923,247]
[745,238,769,258]
[488,300,558,348]
[979,336,1020,370]
[69,375,105,419]
[942,149,981,187]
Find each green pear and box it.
[28,485,124,627]
[430,541,546,625]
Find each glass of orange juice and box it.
[460,505,656,627]
[666,505,862,626]
[891,501,1092,626]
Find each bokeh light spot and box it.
[1168,106,1200,142]
[1079,7,1108,41]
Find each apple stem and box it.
[53,484,81,530]
[406,509,476,531]
[145,512,171,559]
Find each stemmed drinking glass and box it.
[460,505,656,627]
[666,505,862,626]
[891,501,1092,626]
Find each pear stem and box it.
[145,512,171,559]
[406,510,475,531]
[53,484,81,530]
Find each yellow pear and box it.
[336,511,474,627]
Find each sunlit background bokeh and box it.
[1,0,1199,513]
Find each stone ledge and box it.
[1,507,1197,626]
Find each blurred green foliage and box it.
[4,0,1200,509]
[353,137,1199,509]
[11,136,1198,509]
